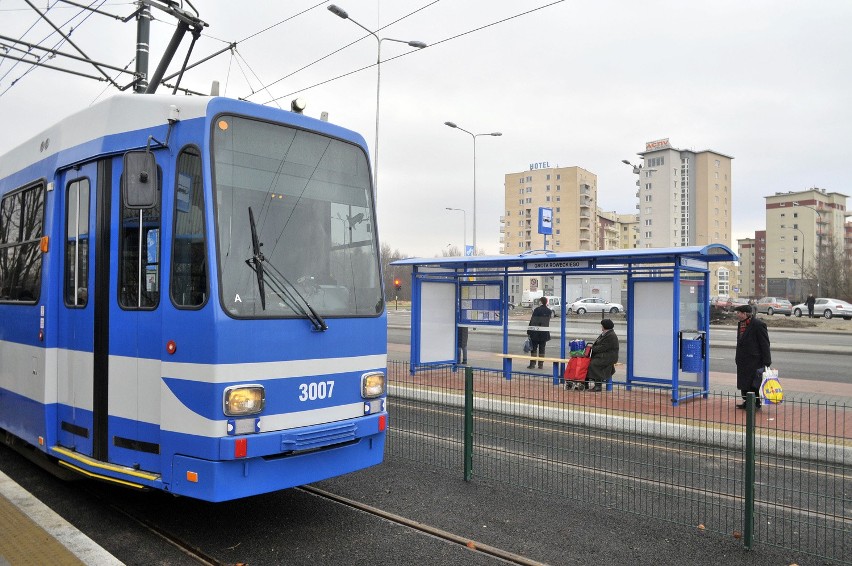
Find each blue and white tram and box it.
[0,94,388,501]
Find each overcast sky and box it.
[1,0,850,258]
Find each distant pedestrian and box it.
[526,297,553,369]
[586,319,619,392]
[457,326,469,365]
[805,294,816,318]
[733,304,771,409]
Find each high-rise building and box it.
[634,138,733,248]
[501,164,598,253]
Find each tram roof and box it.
[391,244,737,270]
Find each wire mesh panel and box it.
[752,400,851,563]
[386,361,851,562]
[386,362,466,471]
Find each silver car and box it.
[568,297,624,314]
[792,298,852,320]
[755,297,792,316]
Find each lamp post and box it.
[327,5,426,198]
[445,207,467,255]
[444,122,502,254]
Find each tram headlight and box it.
[224,385,265,416]
[361,372,386,399]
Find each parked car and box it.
[755,297,792,316]
[711,296,732,310]
[728,297,751,311]
[568,297,624,314]
[792,297,852,320]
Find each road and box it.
[387,311,852,384]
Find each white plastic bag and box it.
[759,366,783,404]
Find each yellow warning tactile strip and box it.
[0,471,122,565]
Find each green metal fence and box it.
[386,361,851,563]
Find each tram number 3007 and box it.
[299,381,335,401]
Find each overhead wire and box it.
[259,0,566,105]
[243,0,442,102]
[90,56,134,104]
[0,0,108,96]
[236,49,283,108]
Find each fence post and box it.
[743,392,756,550]
[464,366,473,481]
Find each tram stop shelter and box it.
[391,244,738,405]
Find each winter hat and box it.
[601,319,614,330]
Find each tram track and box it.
[298,485,550,566]
[80,485,225,566]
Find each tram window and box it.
[119,166,162,309]
[0,183,45,303]
[64,178,90,307]
[171,147,207,308]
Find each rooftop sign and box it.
[645,138,671,151]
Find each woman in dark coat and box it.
[733,304,772,408]
[586,319,619,391]
[526,297,552,369]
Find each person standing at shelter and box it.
[733,304,771,409]
[805,293,816,318]
[457,326,469,365]
[587,319,619,391]
[526,297,553,369]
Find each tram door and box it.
[57,162,98,455]
[103,152,164,471]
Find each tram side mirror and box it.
[123,151,158,209]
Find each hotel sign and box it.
[529,161,550,170]
[645,138,671,151]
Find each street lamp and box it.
[445,207,467,255]
[444,122,502,254]
[328,5,426,198]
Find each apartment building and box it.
[501,163,598,253]
[763,188,848,298]
[598,211,639,249]
[737,238,756,298]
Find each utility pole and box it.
[134,1,151,92]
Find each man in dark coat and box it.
[733,304,772,408]
[526,297,552,369]
[586,319,619,391]
[805,294,816,318]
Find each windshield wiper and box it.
[245,206,328,331]
[246,207,266,309]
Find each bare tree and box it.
[801,233,852,301]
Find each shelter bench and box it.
[495,353,573,385]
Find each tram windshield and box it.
[213,115,382,318]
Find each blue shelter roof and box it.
[391,244,737,270]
